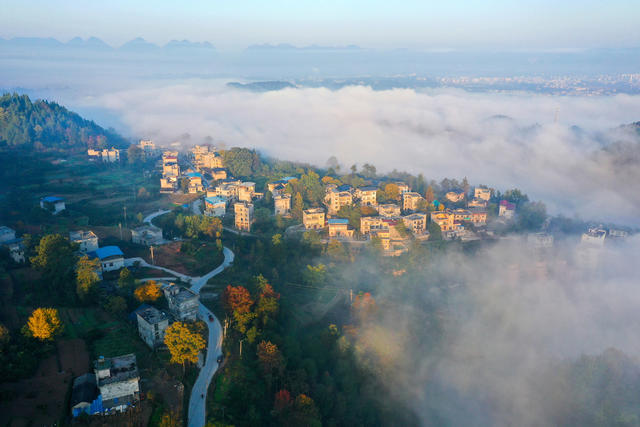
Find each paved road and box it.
[143,209,171,226]
[136,209,235,427]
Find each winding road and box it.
[134,209,235,427]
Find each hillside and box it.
[0,93,128,150]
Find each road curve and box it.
[138,209,235,427]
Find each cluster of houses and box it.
[87,147,121,163]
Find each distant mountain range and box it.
[0,36,216,52]
[226,81,297,92]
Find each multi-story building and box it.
[303,208,326,230]
[376,203,401,218]
[394,182,411,194]
[69,230,99,253]
[498,200,516,219]
[468,198,488,208]
[0,226,25,263]
[162,151,180,178]
[431,211,455,232]
[164,283,200,321]
[355,186,378,207]
[139,139,155,152]
[327,187,353,215]
[93,354,140,413]
[210,168,227,181]
[474,188,492,201]
[528,232,554,249]
[360,216,387,235]
[237,182,256,202]
[274,194,292,216]
[234,202,254,232]
[89,246,125,272]
[160,177,178,193]
[135,305,169,348]
[186,172,205,193]
[204,196,227,217]
[328,218,354,239]
[402,213,427,234]
[581,228,606,246]
[101,148,120,163]
[469,209,488,226]
[267,177,296,196]
[402,192,423,212]
[131,225,163,246]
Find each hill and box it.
[0,93,128,150]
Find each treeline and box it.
[0,93,128,150]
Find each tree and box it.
[257,340,284,378]
[76,255,101,301]
[164,321,206,369]
[274,389,293,412]
[428,222,442,241]
[361,163,377,178]
[31,234,77,300]
[127,145,143,164]
[384,183,400,201]
[292,192,304,220]
[462,176,470,195]
[256,276,280,322]
[134,281,162,302]
[352,292,377,322]
[503,188,529,207]
[26,308,62,341]
[0,323,9,347]
[104,296,127,315]
[302,264,326,286]
[425,185,435,204]
[223,285,253,314]
[117,267,135,291]
[517,201,547,231]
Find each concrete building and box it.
[234,202,254,232]
[237,182,256,202]
[139,139,155,152]
[70,230,99,253]
[468,198,488,208]
[402,192,423,212]
[93,354,140,413]
[327,187,353,215]
[89,246,125,272]
[303,208,326,230]
[431,211,455,232]
[355,186,378,207]
[445,190,466,203]
[164,284,199,321]
[101,148,120,163]
[267,177,296,196]
[402,213,427,234]
[40,196,66,214]
[328,218,354,239]
[609,229,629,239]
[160,177,178,193]
[0,226,25,263]
[377,203,401,218]
[135,306,169,348]
[528,232,554,249]
[204,196,227,217]
[210,168,227,181]
[474,188,492,201]
[498,200,516,219]
[186,172,205,193]
[131,226,163,246]
[360,216,387,235]
[162,151,180,178]
[581,228,607,246]
[394,182,411,193]
[469,209,488,226]
[274,193,292,216]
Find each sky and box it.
[1,0,639,49]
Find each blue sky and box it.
[1,0,639,49]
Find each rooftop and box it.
[205,196,227,204]
[165,284,199,304]
[69,230,97,241]
[0,226,15,235]
[359,185,378,192]
[94,354,139,386]
[90,246,124,260]
[304,208,325,214]
[328,218,349,225]
[186,172,203,178]
[41,196,64,203]
[136,306,169,325]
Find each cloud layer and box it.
[86,83,640,224]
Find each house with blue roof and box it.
[40,196,66,214]
[88,246,125,272]
[204,195,228,217]
[328,218,354,239]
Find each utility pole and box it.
[239,338,245,358]
[119,223,123,240]
[150,246,155,265]
[123,206,128,229]
[350,288,353,303]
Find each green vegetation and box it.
[0,93,128,150]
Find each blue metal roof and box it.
[186,172,203,178]
[205,196,227,205]
[328,218,349,225]
[42,196,64,203]
[90,246,124,260]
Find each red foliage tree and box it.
[222,285,253,314]
[274,389,293,412]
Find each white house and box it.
[89,246,125,272]
[135,305,169,348]
[40,196,66,214]
[204,196,227,217]
[69,230,99,253]
[131,226,163,246]
[93,354,140,413]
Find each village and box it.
[0,138,632,426]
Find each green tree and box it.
[303,264,326,286]
[428,222,442,241]
[517,201,547,231]
[127,145,143,164]
[117,267,135,291]
[30,234,77,301]
[104,296,127,315]
[425,185,435,204]
[292,192,304,220]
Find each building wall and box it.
[101,257,124,272]
[137,317,168,348]
[303,210,325,229]
[99,379,139,402]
